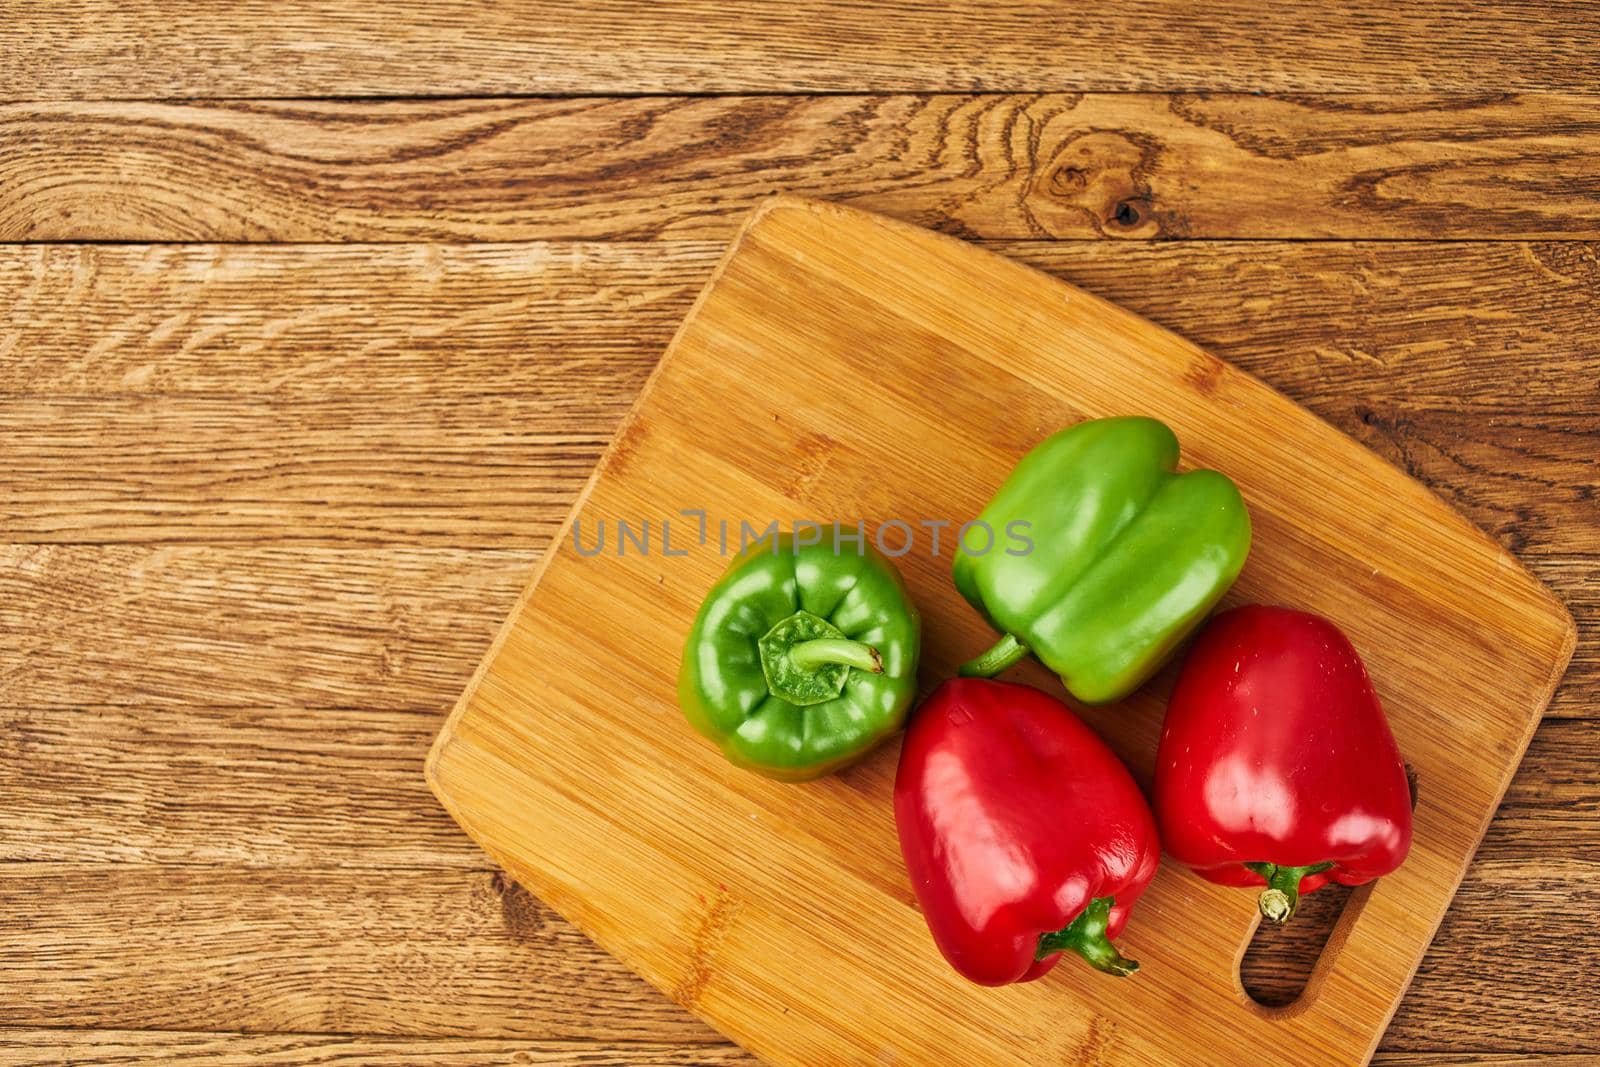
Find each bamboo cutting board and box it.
[426,196,1574,1065]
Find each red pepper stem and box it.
[958,633,1029,678]
[1245,861,1335,924]
[1035,896,1139,977]
[788,639,882,674]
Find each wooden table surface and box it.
[2,5,1596,1064]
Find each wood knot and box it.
[1183,357,1225,397]
[1048,165,1089,194]
[777,431,836,502]
[1028,130,1163,238]
[1079,1016,1118,1065]
[1110,199,1144,228]
[671,886,742,1010]
[490,871,545,943]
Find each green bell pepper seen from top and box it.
[679,529,920,781]
[954,416,1251,705]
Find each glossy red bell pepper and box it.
[894,678,1160,985]
[1154,605,1413,922]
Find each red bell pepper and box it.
[894,678,1160,985]
[1154,605,1413,922]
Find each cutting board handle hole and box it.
[1238,878,1373,1016]
[1238,764,1416,1015]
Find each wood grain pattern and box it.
[0,242,686,398]
[5,2,1598,98]
[2,394,612,545]
[3,702,1590,1049]
[0,1034,1583,1067]
[8,241,1598,410]
[0,864,719,1042]
[1,704,1589,1037]
[0,705,484,868]
[0,545,531,709]
[1390,859,1600,1051]
[5,241,1594,712]
[6,94,1600,242]
[1482,720,1600,847]
[427,197,1574,1066]
[0,1031,759,1067]
[0,859,1591,1052]
[1375,1060,1600,1066]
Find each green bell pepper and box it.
[679,528,920,780]
[954,416,1251,705]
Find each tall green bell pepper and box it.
[679,529,920,780]
[954,416,1251,705]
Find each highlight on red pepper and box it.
[894,678,1160,985]
[1153,605,1413,923]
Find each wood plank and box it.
[0,1034,1584,1067]
[0,1031,757,1066]
[2,243,1592,544]
[4,2,1597,98]
[6,95,1600,242]
[0,864,720,1042]
[0,705,482,868]
[3,706,1586,869]
[1,394,616,545]
[5,238,1592,414]
[0,704,1588,1042]
[7,240,1595,410]
[0,242,690,398]
[1483,720,1600,848]
[0,545,532,709]
[1385,860,1600,1052]
[3,241,1593,709]
[0,859,1589,1052]
[1376,1058,1600,1066]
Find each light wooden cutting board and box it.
[427,196,1574,1065]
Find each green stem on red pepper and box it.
[1035,896,1139,977]
[1152,606,1415,926]
[1244,861,1335,923]
[895,678,1158,985]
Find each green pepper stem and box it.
[1244,861,1335,924]
[1035,896,1139,977]
[958,633,1029,678]
[788,639,882,674]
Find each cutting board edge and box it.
[424,200,777,801]
[1348,606,1575,1066]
